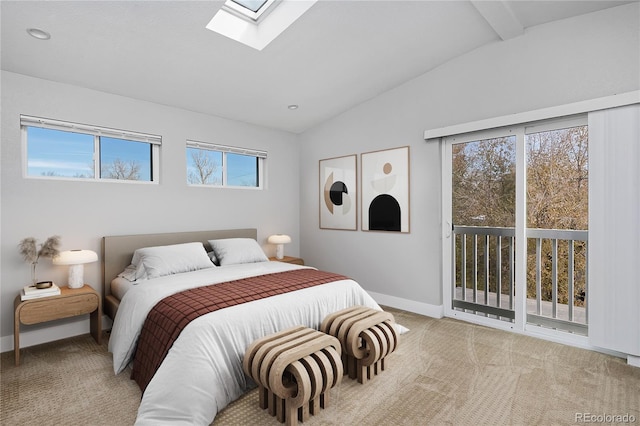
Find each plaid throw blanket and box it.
[131,268,348,392]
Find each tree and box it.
[525,126,588,305]
[102,158,141,180]
[187,149,219,185]
[526,126,588,230]
[452,137,516,227]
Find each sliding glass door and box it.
[441,116,589,335]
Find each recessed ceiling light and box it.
[27,28,51,40]
[287,104,299,110]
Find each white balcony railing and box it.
[452,226,588,335]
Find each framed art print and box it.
[361,146,410,233]
[319,154,357,230]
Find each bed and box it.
[103,229,386,425]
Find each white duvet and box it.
[108,261,382,425]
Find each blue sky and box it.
[226,153,258,186]
[27,127,96,177]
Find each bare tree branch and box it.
[187,150,219,184]
[102,158,141,180]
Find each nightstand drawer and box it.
[19,293,99,325]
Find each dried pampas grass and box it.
[39,235,61,259]
[18,237,38,263]
[18,235,62,263]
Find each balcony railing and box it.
[452,225,588,335]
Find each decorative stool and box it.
[320,306,398,384]
[243,326,343,426]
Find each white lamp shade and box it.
[268,234,292,245]
[53,250,98,289]
[268,235,291,260]
[53,250,98,265]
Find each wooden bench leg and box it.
[300,402,310,423]
[285,401,298,426]
[347,355,357,380]
[258,385,269,409]
[270,391,282,418]
[309,396,321,416]
[320,390,330,409]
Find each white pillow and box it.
[117,264,144,282]
[208,238,268,266]
[131,242,215,280]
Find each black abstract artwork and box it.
[369,194,401,231]
[361,146,409,233]
[319,155,357,230]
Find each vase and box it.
[31,262,38,286]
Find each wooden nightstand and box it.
[269,256,305,265]
[14,284,101,366]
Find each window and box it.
[231,0,269,14]
[21,115,160,182]
[186,141,265,188]
[223,0,277,23]
[100,136,153,181]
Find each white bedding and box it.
[108,261,382,425]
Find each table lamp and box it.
[53,249,98,289]
[267,234,291,260]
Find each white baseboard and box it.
[367,291,444,319]
[628,355,640,368]
[0,315,112,353]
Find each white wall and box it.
[298,4,640,315]
[0,71,300,348]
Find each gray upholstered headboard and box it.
[101,228,257,319]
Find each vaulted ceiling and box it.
[1,1,634,133]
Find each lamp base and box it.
[67,264,85,289]
[275,245,284,260]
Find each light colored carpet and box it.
[2,307,639,425]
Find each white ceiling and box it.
[1,0,634,133]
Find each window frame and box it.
[186,140,266,190]
[21,115,160,184]
[223,0,279,23]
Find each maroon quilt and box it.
[131,268,348,393]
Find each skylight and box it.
[232,0,269,14]
[206,0,317,51]
[223,0,277,23]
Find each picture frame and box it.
[319,154,357,230]
[361,146,410,233]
